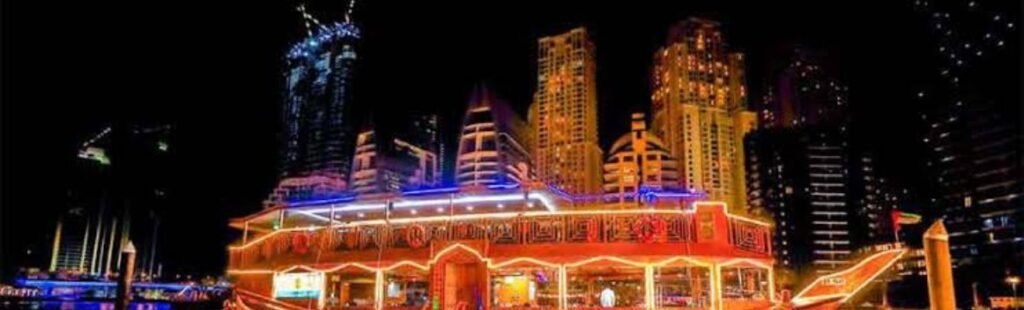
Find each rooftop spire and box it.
[296,4,325,36]
[345,0,357,23]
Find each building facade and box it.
[911,0,1022,304]
[280,22,361,186]
[651,18,757,211]
[50,125,170,280]
[746,128,853,276]
[759,46,849,129]
[456,85,532,187]
[602,113,682,205]
[350,126,441,195]
[528,27,603,195]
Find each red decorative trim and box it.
[406,224,427,248]
[291,233,309,254]
[633,215,667,243]
[585,218,600,243]
[344,229,360,249]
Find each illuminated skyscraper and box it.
[651,18,757,210]
[280,19,361,187]
[602,113,681,205]
[747,48,898,277]
[350,123,441,195]
[746,128,856,274]
[912,1,1021,301]
[529,27,603,195]
[456,85,532,187]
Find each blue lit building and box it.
[280,21,361,188]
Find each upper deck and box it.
[227,184,772,271]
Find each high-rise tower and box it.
[912,1,1021,302]
[270,6,361,204]
[760,46,849,129]
[456,85,532,187]
[651,18,757,210]
[350,120,441,196]
[529,27,603,195]
[280,11,361,186]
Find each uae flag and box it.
[891,209,923,234]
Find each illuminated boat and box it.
[226,184,902,310]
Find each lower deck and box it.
[231,242,774,310]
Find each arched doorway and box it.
[431,245,488,310]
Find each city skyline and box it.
[3,2,1019,306]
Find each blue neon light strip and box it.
[282,185,701,209]
[16,279,228,291]
[285,194,358,207]
[288,22,361,59]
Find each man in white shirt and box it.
[599,287,616,308]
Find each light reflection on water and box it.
[1,301,172,310]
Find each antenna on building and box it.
[296,4,326,36]
[344,0,357,23]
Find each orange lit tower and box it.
[651,18,757,211]
[456,85,533,187]
[924,220,956,310]
[528,27,603,195]
[602,113,682,206]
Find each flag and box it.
[891,210,922,234]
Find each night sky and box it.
[3,0,965,277]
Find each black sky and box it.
[3,0,959,277]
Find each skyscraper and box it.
[651,18,757,210]
[759,46,849,129]
[50,124,170,279]
[350,121,441,195]
[280,19,361,188]
[746,129,905,285]
[911,0,1021,302]
[746,46,899,279]
[456,85,532,187]
[746,128,856,275]
[529,27,603,195]
[602,113,681,205]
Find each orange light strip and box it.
[644,265,655,310]
[226,269,275,275]
[227,243,759,275]
[229,201,770,250]
[710,263,722,310]
[653,256,714,268]
[558,266,568,309]
[564,255,649,268]
[790,248,908,306]
[490,257,561,269]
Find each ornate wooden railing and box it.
[230,211,769,268]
